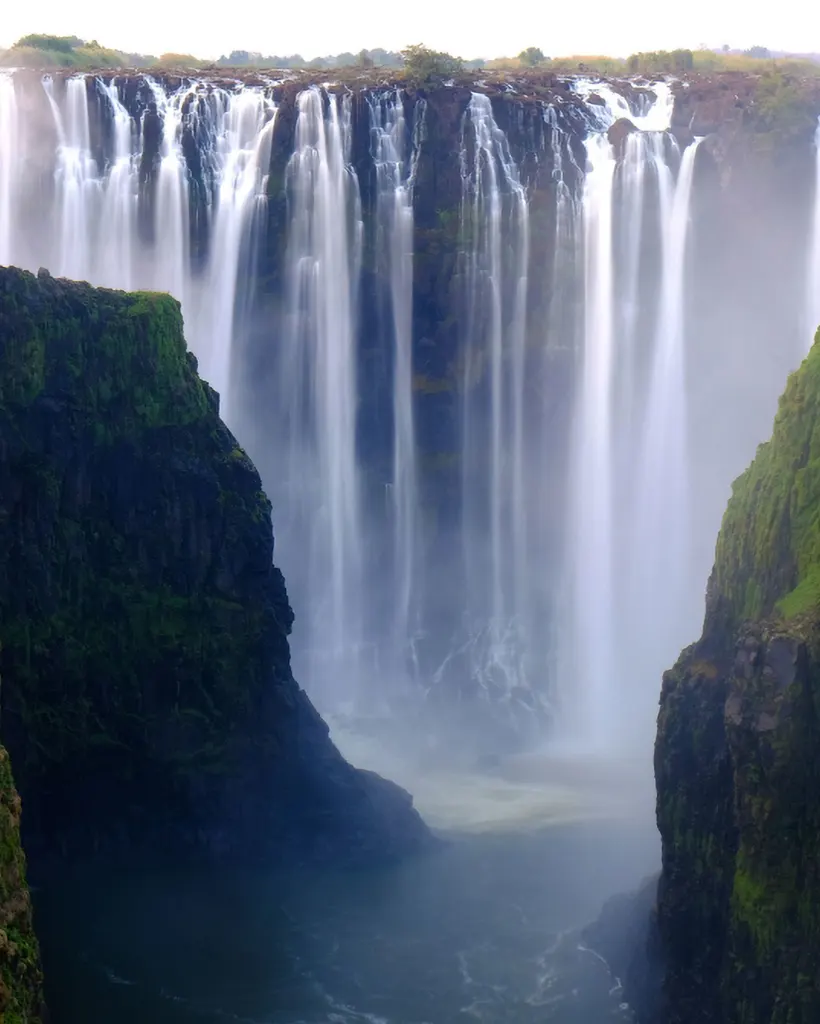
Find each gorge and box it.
[1,59,820,1023]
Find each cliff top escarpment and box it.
[0,265,432,868]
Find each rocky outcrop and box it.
[0,744,44,1021]
[582,874,662,1020]
[0,265,433,868]
[650,331,820,1023]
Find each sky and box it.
[1,0,819,60]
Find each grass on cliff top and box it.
[713,328,820,624]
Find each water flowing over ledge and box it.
[0,69,817,762]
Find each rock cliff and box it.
[651,330,820,1023]
[0,265,432,867]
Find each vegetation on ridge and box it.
[712,329,820,624]
[0,33,153,69]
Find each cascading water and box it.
[96,81,138,291]
[3,69,812,765]
[563,81,704,749]
[626,137,703,737]
[0,72,275,393]
[459,93,532,713]
[569,130,617,743]
[46,76,99,282]
[806,116,820,350]
[193,88,276,404]
[275,88,366,708]
[0,73,16,266]
[146,80,193,312]
[369,90,424,672]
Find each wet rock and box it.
[607,116,637,151]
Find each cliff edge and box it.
[653,330,820,1023]
[0,265,432,867]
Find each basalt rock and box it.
[0,265,433,869]
[607,116,637,152]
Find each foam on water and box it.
[328,716,653,834]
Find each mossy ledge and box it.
[0,265,432,870]
[648,332,820,1023]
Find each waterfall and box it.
[194,88,276,405]
[0,71,274,402]
[46,77,99,282]
[807,116,820,350]
[627,138,702,717]
[0,73,18,267]
[570,131,617,743]
[459,92,532,707]
[369,91,424,670]
[563,81,703,749]
[3,70,779,757]
[96,80,138,291]
[278,88,365,706]
[145,80,192,309]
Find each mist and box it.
[1,62,818,1022]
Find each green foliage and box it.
[400,43,464,85]
[537,54,628,74]
[712,329,820,624]
[744,45,772,59]
[750,70,818,143]
[0,267,275,804]
[14,33,80,53]
[518,46,546,67]
[626,48,694,73]
[0,33,152,69]
[214,47,404,69]
[155,52,205,68]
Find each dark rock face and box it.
[649,334,820,1023]
[582,874,662,1021]
[607,116,637,152]
[0,266,433,868]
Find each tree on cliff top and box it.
[14,33,82,53]
[400,44,464,85]
[518,47,546,67]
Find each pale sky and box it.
[2,0,818,60]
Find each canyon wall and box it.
[0,265,432,868]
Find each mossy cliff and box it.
[0,265,431,866]
[0,745,44,1022]
[652,330,820,1023]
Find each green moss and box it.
[0,746,44,1021]
[0,265,277,844]
[712,328,820,625]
